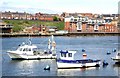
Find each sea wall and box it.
[0,32,120,37]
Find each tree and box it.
[53,16,59,21]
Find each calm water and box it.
[1,36,120,76]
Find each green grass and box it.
[3,20,64,32]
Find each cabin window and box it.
[61,53,63,57]
[26,48,29,51]
[64,54,66,57]
[19,48,22,51]
[68,53,72,57]
[23,48,26,51]
[23,48,29,51]
[61,53,66,57]
[118,53,120,56]
[29,48,31,51]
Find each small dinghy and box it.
[111,51,120,64]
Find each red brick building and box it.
[35,12,60,21]
[64,16,118,33]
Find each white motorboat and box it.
[57,50,101,69]
[111,50,120,63]
[7,35,56,60]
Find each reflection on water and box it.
[57,67,100,76]
[4,59,57,76]
[2,36,120,76]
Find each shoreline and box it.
[0,32,120,37]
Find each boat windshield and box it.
[18,48,22,51]
[22,48,32,52]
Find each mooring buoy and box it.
[44,65,50,70]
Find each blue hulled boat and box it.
[57,50,101,69]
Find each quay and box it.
[68,32,120,36]
[0,32,120,37]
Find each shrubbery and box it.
[3,19,64,32]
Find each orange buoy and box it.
[83,53,87,59]
[83,53,87,57]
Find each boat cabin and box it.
[17,45,37,55]
[116,52,120,59]
[117,53,120,56]
[59,50,77,60]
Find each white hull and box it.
[111,52,120,63]
[111,57,120,63]
[57,62,100,69]
[7,52,56,60]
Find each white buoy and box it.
[112,48,116,52]
[44,65,50,70]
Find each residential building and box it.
[64,15,118,33]
[0,11,32,20]
[41,25,58,34]
[35,12,60,21]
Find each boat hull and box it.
[111,57,120,63]
[7,52,56,60]
[57,59,101,69]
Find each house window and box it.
[77,22,82,30]
[68,53,72,57]
[94,24,99,30]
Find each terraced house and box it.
[0,11,32,20]
[64,14,118,33]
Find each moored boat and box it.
[7,35,56,60]
[111,50,120,64]
[57,50,101,69]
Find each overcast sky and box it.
[0,0,119,14]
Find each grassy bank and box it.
[3,19,64,32]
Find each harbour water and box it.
[1,36,120,76]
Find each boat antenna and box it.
[51,35,56,54]
[28,35,32,45]
[51,35,54,42]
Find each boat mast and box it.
[28,35,32,45]
[48,39,51,51]
[51,35,56,54]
